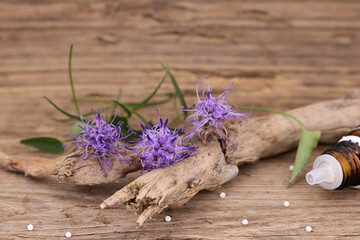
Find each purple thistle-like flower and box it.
[128,110,196,172]
[66,111,127,177]
[181,76,250,144]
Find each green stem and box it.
[240,106,306,129]
[132,111,147,124]
[69,44,80,114]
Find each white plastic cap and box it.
[306,167,330,185]
[306,154,343,190]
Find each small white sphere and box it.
[289,165,294,171]
[283,201,290,207]
[165,216,172,222]
[242,219,248,225]
[65,232,72,238]
[305,226,312,232]
[219,192,226,198]
[27,224,34,231]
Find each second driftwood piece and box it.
[101,91,360,226]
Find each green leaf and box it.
[70,121,85,137]
[43,96,80,120]
[110,115,131,135]
[157,61,188,119]
[132,74,167,111]
[239,106,322,186]
[68,44,80,113]
[132,111,147,124]
[110,115,141,142]
[20,137,64,154]
[46,113,74,122]
[288,129,321,185]
[112,100,132,118]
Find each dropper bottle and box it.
[306,128,360,190]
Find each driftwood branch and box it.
[101,91,360,226]
[1,92,360,226]
[228,90,360,165]
[0,151,141,185]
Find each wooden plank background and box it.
[1,0,360,239]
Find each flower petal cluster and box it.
[67,112,127,176]
[181,76,250,143]
[128,111,196,172]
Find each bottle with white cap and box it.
[306,127,360,190]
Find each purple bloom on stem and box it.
[66,111,127,177]
[128,110,196,172]
[181,76,250,144]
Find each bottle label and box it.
[338,136,360,146]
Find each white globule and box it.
[283,201,290,207]
[165,216,172,222]
[65,232,72,238]
[289,165,294,171]
[242,219,248,225]
[219,192,226,198]
[305,226,312,232]
[27,224,34,231]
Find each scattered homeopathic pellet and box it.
[283,201,290,207]
[219,192,226,198]
[165,216,172,222]
[242,219,248,225]
[27,224,34,231]
[289,165,294,171]
[65,231,72,238]
[305,226,312,232]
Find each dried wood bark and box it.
[100,91,360,226]
[0,151,141,185]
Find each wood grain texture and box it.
[0,0,360,239]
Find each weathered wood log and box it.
[228,90,360,165]
[53,154,142,185]
[0,151,141,185]
[100,91,360,226]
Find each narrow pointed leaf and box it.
[132,111,147,124]
[288,129,321,185]
[20,137,64,154]
[68,44,80,112]
[132,74,167,111]
[112,100,132,118]
[157,61,188,118]
[43,97,80,120]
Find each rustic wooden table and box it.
[1,1,360,239]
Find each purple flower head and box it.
[128,110,196,172]
[67,111,127,176]
[181,76,250,144]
